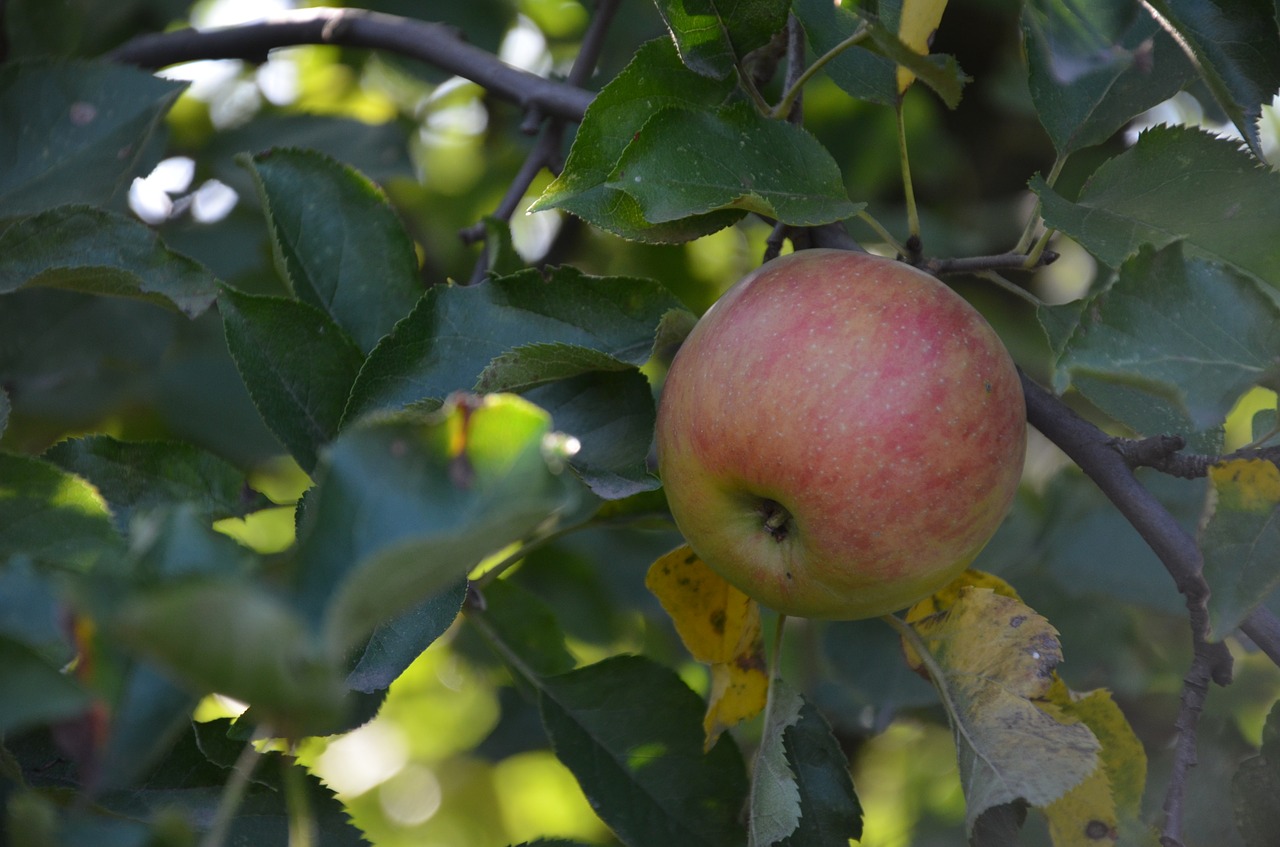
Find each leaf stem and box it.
[200,727,270,847]
[1014,154,1066,254]
[855,210,908,256]
[972,270,1045,308]
[771,24,869,120]
[895,104,921,249]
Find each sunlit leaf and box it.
[1054,243,1280,435]
[240,148,422,354]
[1201,459,1280,639]
[531,38,743,243]
[1022,0,1195,155]
[0,60,183,222]
[219,286,365,473]
[538,655,748,847]
[1234,701,1280,847]
[902,587,1101,831]
[43,434,267,532]
[1142,0,1280,158]
[0,206,219,317]
[296,394,580,652]
[864,17,966,107]
[749,678,861,847]
[652,0,788,80]
[1033,126,1280,288]
[646,544,768,744]
[0,452,122,571]
[606,102,859,226]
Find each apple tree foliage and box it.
[2,0,1280,845]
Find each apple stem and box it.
[758,498,792,541]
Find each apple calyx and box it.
[758,498,792,541]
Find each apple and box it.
[655,248,1026,619]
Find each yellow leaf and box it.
[646,544,768,746]
[901,588,1101,831]
[902,569,1023,671]
[897,0,950,93]
[1042,680,1151,845]
[1209,458,1280,512]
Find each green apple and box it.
[656,249,1026,619]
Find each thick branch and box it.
[108,7,595,122]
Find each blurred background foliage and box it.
[4,0,1280,845]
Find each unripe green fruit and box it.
[656,249,1026,619]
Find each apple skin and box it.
[655,249,1026,620]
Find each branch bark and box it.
[108,7,595,122]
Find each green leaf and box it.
[123,504,258,582]
[1055,243,1280,434]
[476,342,635,395]
[0,635,92,735]
[862,17,968,108]
[0,206,219,317]
[1143,0,1280,158]
[793,0,895,106]
[0,60,184,222]
[750,679,862,847]
[651,0,789,80]
[219,286,366,473]
[43,434,267,532]
[1201,460,1280,640]
[606,102,860,226]
[345,579,468,694]
[0,387,9,441]
[109,579,348,736]
[97,719,369,845]
[473,577,578,681]
[0,452,122,571]
[346,266,681,420]
[1022,0,1196,155]
[295,395,580,652]
[531,38,744,243]
[1234,701,1280,847]
[1033,125,1280,287]
[905,588,1101,832]
[526,369,661,499]
[538,655,748,847]
[240,148,422,353]
[95,663,198,792]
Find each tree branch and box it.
[108,7,595,122]
[1111,432,1280,479]
[923,250,1059,276]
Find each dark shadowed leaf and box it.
[0,206,219,317]
[1142,0,1280,157]
[1201,460,1280,640]
[1055,243,1280,434]
[531,38,744,243]
[473,578,578,682]
[296,395,580,652]
[109,580,349,736]
[346,579,468,693]
[606,102,859,226]
[241,148,422,353]
[98,718,368,845]
[0,60,183,222]
[793,0,895,106]
[862,17,968,108]
[538,655,748,847]
[1034,126,1280,287]
[652,0,788,80]
[219,286,365,473]
[0,636,92,735]
[345,267,679,420]
[43,434,267,532]
[1234,701,1280,847]
[95,663,198,792]
[750,679,862,847]
[1023,0,1195,155]
[526,369,660,500]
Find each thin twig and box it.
[1160,647,1212,847]
[781,14,806,125]
[923,250,1059,276]
[108,7,595,122]
[1111,433,1280,480]
[199,728,269,847]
